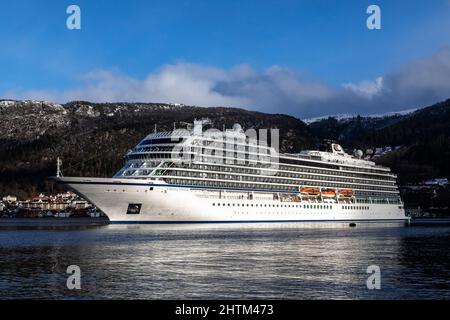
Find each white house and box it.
[2,195,17,203]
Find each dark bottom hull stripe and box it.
[109,219,410,224]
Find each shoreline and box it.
[0,217,110,226]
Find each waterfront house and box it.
[2,195,17,204]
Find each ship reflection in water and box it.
[0,220,449,299]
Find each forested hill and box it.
[356,99,450,183]
[0,100,313,198]
[308,99,450,183]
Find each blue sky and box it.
[1,0,450,118]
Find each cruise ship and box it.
[54,119,408,223]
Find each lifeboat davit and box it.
[338,189,354,197]
[300,187,321,196]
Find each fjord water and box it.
[0,220,449,299]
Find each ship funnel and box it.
[232,123,243,132]
[353,149,363,159]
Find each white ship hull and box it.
[55,177,409,223]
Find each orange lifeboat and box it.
[300,187,321,196]
[338,189,354,197]
[321,188,336,197]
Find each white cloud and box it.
[342,77,384,99]
[4,48,450,118]
[12,65,250,107]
